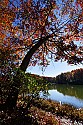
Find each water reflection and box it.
[48,90,83,108]
[56,84,83,100]
[40,84,83,108]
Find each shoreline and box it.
[30,98,83,120]
[29,98,83,125]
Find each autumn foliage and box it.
[0,0,83,73]
[0,1,83,125]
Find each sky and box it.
[26,61,83,77]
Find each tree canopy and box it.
[0,0,83,73]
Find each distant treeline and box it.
[30,68,83,85]
[55,68,83,84]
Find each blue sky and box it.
[26,61,83,77]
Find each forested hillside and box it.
[29,68,83,85]
[55,68,83,84]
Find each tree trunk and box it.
[1,35,50,111]
[20,35,50,71]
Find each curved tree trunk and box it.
[20,35,50,71]
[1,35,50,111]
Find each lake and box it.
[40,84,83,108]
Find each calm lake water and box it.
[40,84,83,108]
